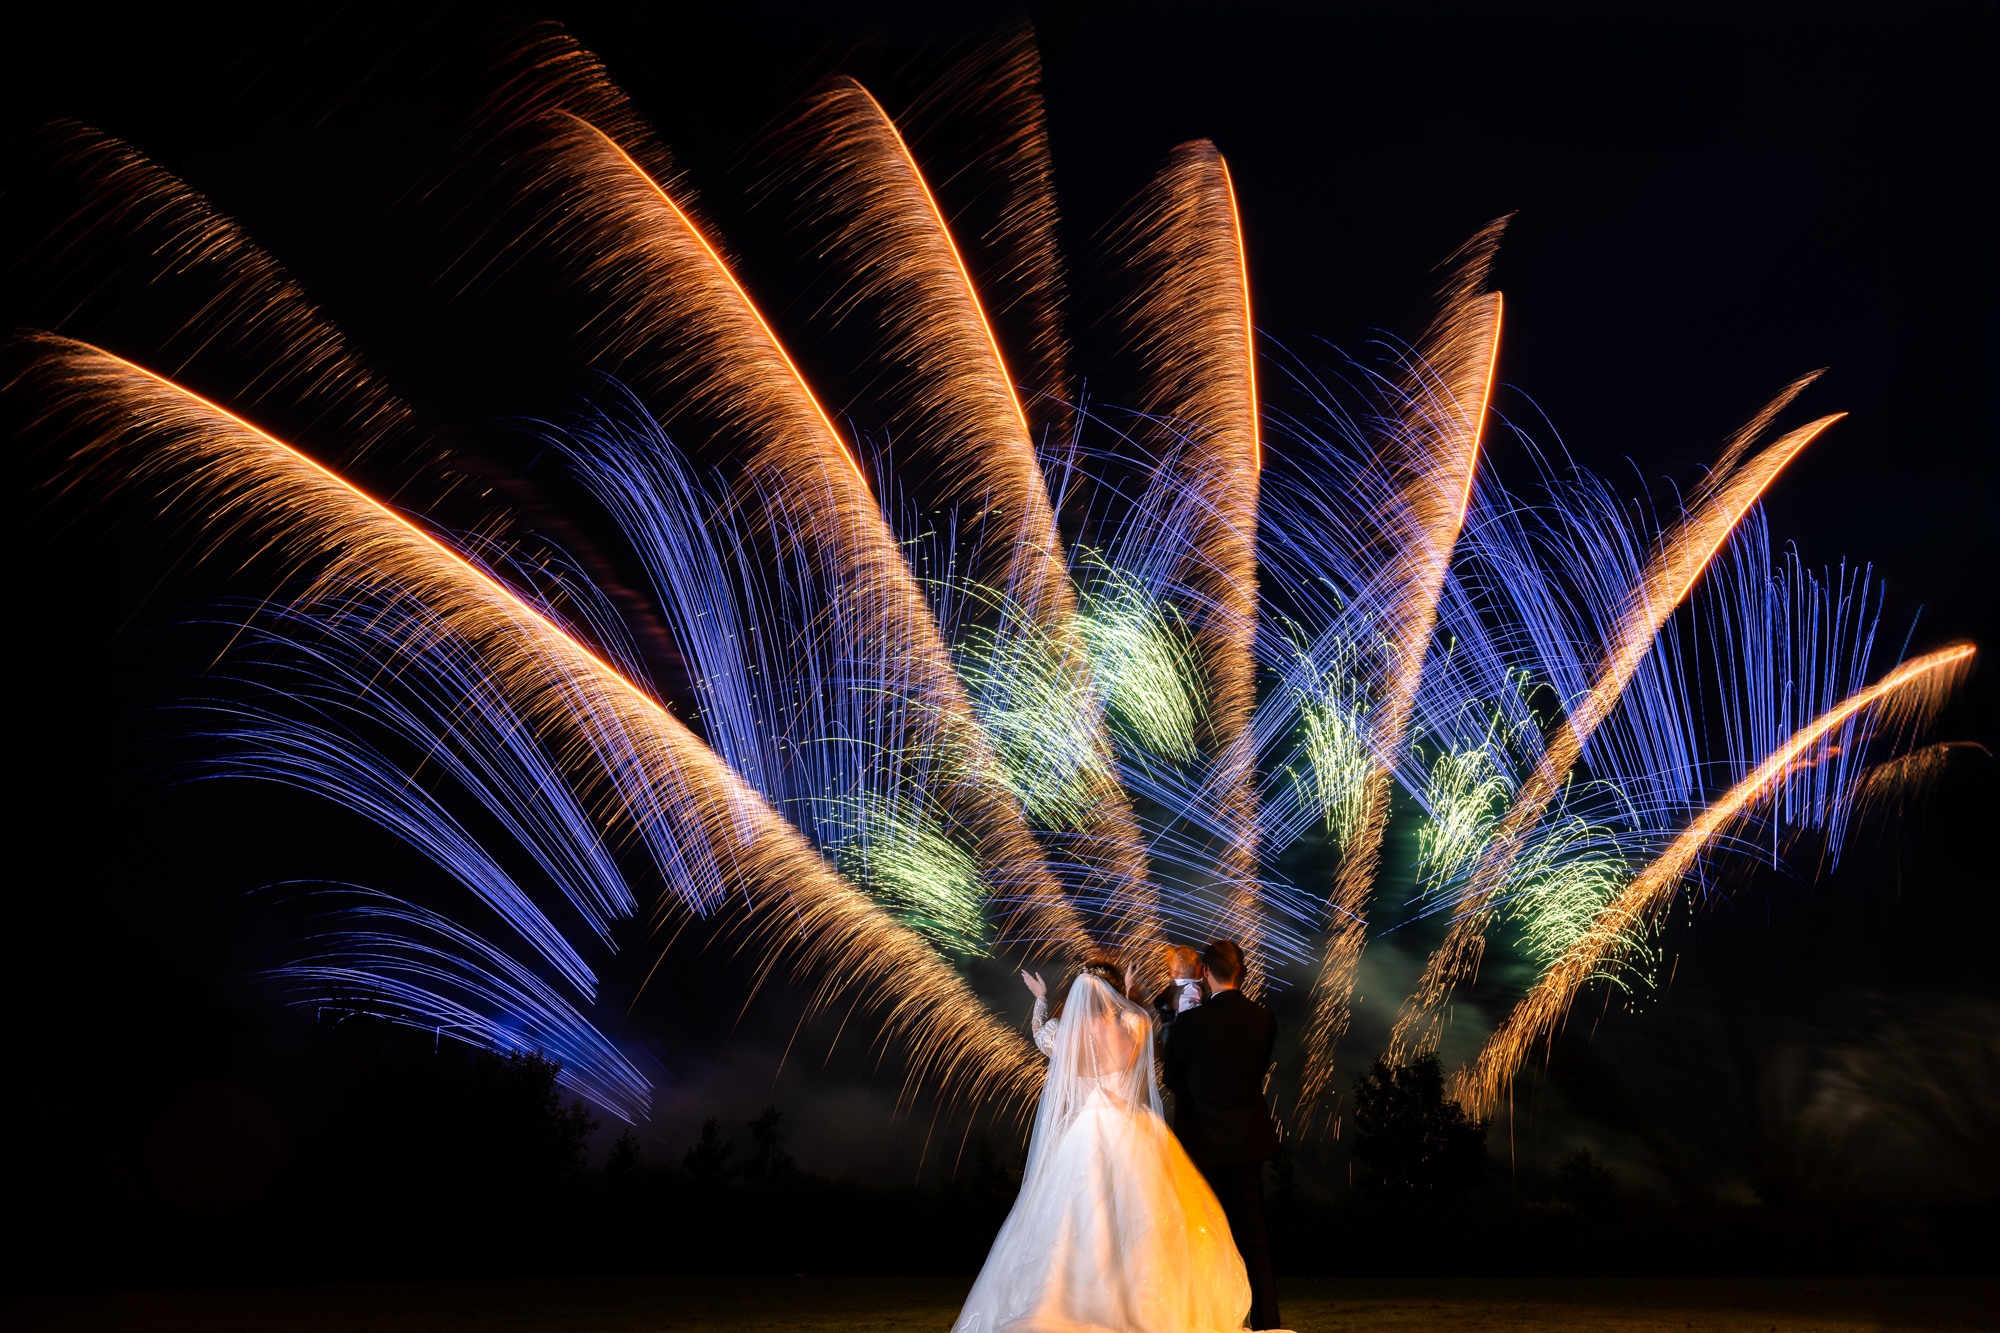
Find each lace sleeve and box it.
[1032,995,1060,1057]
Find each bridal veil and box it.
[953,974,1250,1333]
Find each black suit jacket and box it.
[1163,988,1280,1166]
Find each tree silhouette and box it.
[324,1045,596,1192]
[683,1116,737,1185]
[1349,1052,1488,1202]
[456,1050,597,1178]
[605,1128,644,1180]
[1555,1147,1623,1220]
[741,1105,796,1184]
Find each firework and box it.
[1295,221,1505,1119]
[1109,140,1265,982]
[11,23,1972,1133]
[456,45,1103,971]
[1454,642,1975,1117]
[1385,400,1842,1066]
[17,338,1044,1118]
[770,69,1166,975]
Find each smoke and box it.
[608,1037,980,1185]
[1783,998,2000,1205]
[1560,990,2000,1208]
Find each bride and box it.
[952,960,1251,1333]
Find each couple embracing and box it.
[953,941,1284,1333]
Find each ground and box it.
[10,1275,1997,1333]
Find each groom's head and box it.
[1200,940,1245,991]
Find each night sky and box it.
[8,1,1994,1203]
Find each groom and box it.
[1163,940,1280,1330]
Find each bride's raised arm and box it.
[1025,970,1059,1057]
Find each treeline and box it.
[10,1031,1019,1288]
[7,974,1992,1290]
[5,981,1030,1290]
[1271,1053,1994,1277]
[291,1047,1024,1280]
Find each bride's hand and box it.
[1021,970,1047,999]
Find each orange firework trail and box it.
[452,33,1096,962]
[1297,219,1507,1121]
[20,334,1048,1114]
[1112,140,1265,981]
[1386,401,1843,1064]
[1850,740,1989,820]
[776,76,1047,595]
[13,123,435,493]
[1452,641,1977,1117]
[775,72,1158,974]
[555,111,868,488]
[891,25,1075,440]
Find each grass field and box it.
[11,1274,1995,1333]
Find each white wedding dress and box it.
[953,974,1251,1333]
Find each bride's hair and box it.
[1079,958,1125,994]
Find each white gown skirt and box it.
[953,1090,1251,1333]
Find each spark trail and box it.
[1113,140,1266,982]
[1387,403,1843,1064]
[778,73,1157,975]
[1297,218,1507,1123]
[23,335,1048,1115]
[1454,641,1977,1117]
[457,39,1097,961]
[13,122,439,491]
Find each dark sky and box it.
[8,2,1994,1191]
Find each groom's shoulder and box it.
[1206,989,1270,1018]
[1213,989,1275,1029]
